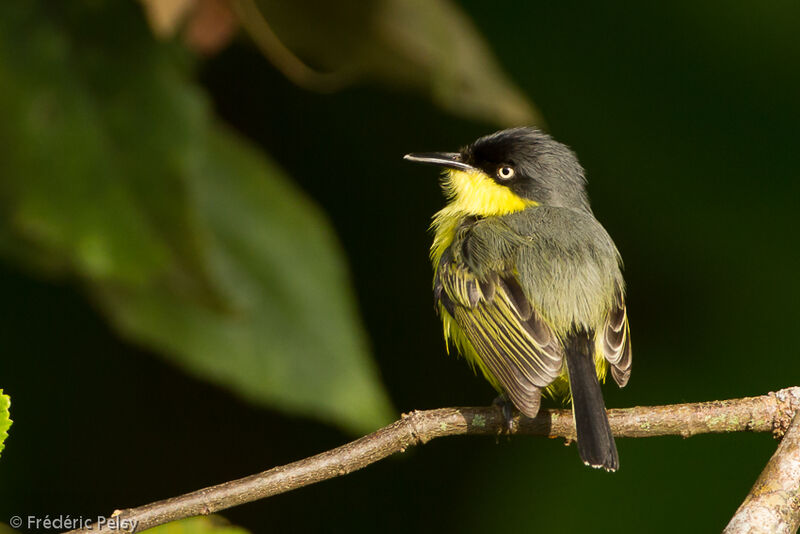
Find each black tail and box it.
[564,331,619,471]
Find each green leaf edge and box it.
[0,389,11,458]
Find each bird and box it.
[404,127,631,471]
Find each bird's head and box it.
[405,127,590,216]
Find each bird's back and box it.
[447,205,624,336]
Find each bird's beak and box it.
[403,152,474,172]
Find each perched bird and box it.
[404,127,631,471]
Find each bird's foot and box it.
[492,394,517,435]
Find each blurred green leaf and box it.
[242,0,541,127]
[0,390,10,459]
[148,516,250,534]
[0,2,393,433]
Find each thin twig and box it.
[65,387,800,534]
[724,389,800,533]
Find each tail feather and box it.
[565,331,619,472]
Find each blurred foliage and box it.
[0,1,393,434]
[140,0,540,126]
[148,517,250,534]
[243,0,540,126]
[0,391,9,458]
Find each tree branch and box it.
[724,389,800,533]
[65,387,800,534]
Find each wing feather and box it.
[600,290,632,387]
[437,262,563,417]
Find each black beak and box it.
[403,152,474,172]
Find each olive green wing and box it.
[435,262,564,418]
[600,289,632,387]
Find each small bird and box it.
[404,127,631,471]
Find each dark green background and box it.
[3,1,799,532]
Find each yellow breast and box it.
[430,169,535,266]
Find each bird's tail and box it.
[564,330,619,471]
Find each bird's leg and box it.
[492,394,516,434]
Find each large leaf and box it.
[0,2,393,433]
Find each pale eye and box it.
[497,166,515,180]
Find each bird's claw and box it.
[492,394,516,434]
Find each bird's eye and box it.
[497,166,515,180]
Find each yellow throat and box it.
[430,169,535,265]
